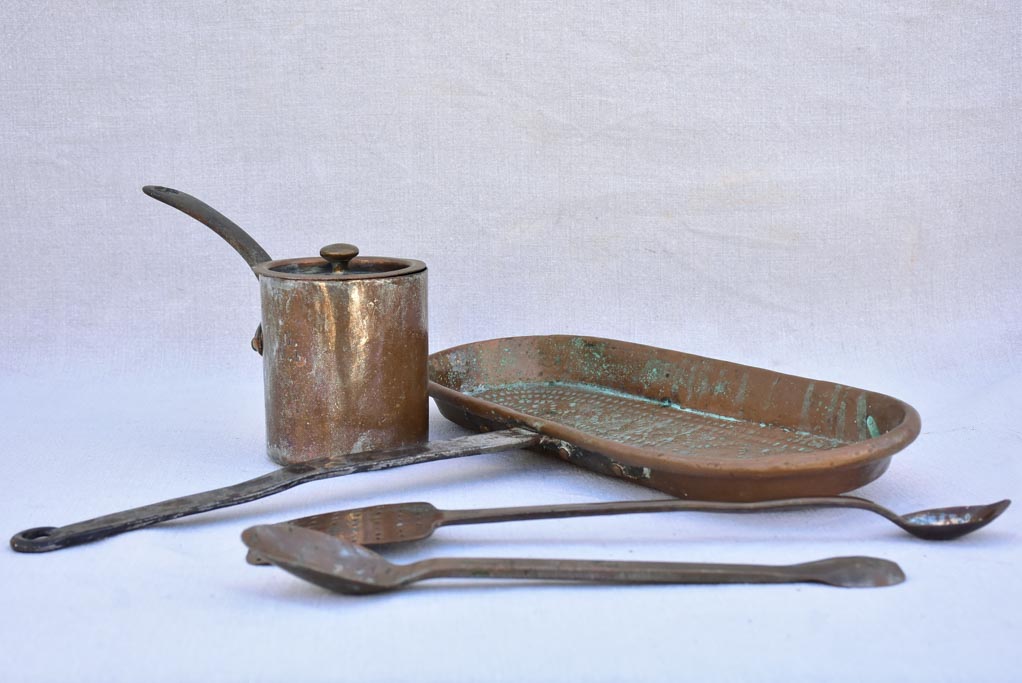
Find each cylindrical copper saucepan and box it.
[141,186,428,465]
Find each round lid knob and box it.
[320,243,359,273]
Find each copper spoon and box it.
[242,524,906,593]
[245,495,1010,564]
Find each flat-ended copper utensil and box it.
[245,495,1010,563]
[241,524,907,593]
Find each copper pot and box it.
[143,186,428,465]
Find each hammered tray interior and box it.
[470,381,845,459]
[428,335,920,499]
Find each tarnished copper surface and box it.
[244,496,1009,562]
[140,186,430,466]
[242,524,907,593]
[429,335,922,501]
[256,255,427,464]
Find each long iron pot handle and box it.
[142,185,272,270]
[10,428,541,553]
[142,185,270,353]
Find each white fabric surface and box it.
[1,2,1019,681]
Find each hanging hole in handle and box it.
[10,526,59,552]
[17,526,55,540]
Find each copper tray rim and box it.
[427,335,922,479]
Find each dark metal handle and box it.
[10,470,305,552]
[143,185,272,354]
[142,185,272,272]
[10,428,541,553]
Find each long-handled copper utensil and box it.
[242,523,906,593]
[245,496,1010,564]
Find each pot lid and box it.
[252,243,426,281]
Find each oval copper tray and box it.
[428,335,921,501]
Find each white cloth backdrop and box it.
[1,2,1019,681]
